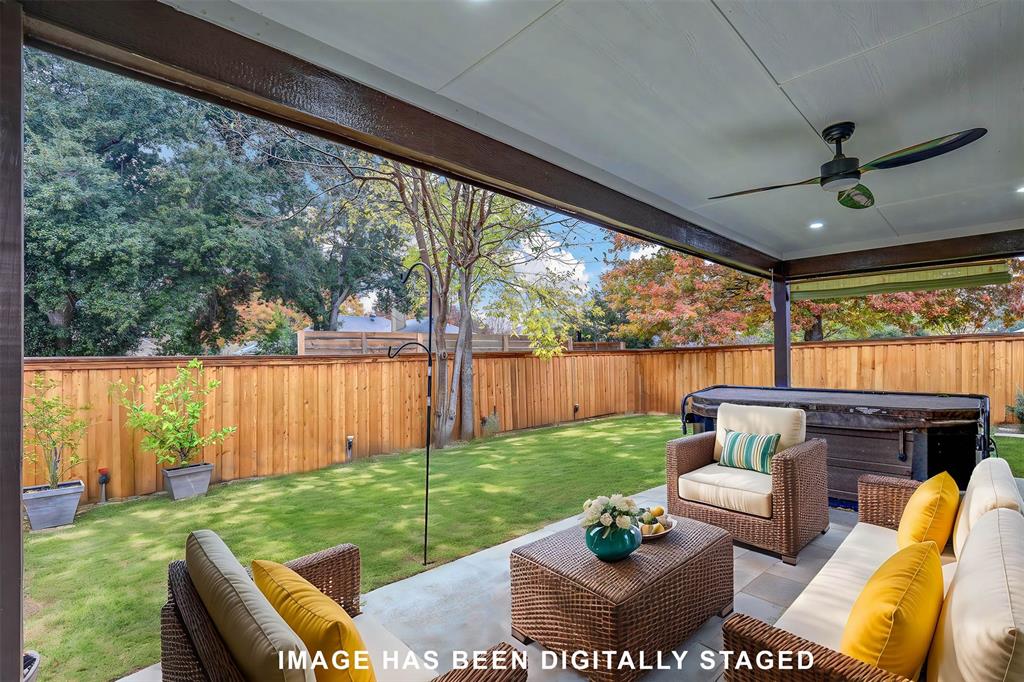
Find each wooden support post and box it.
[360,332,368,355]
[0,2,23,678]
[772,273,791,388]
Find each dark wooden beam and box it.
[0,1,23,678]
[772,273,791,388]
[20,0,778,277]
[786,228,1024,281]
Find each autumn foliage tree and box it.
[601,234,1024,345]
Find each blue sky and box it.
[542,216,618,290]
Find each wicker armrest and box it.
[858,475,921,530]
[285,543,361,617]
[431,643,527,682]
[666,431,716,505]
[667,431,716,475]
[770,438,828,500]
[770,438,829,554]
[770,438,827,475]
[722,613,911,681]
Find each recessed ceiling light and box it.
[1016,186,1024,193]
[809,221,824,229]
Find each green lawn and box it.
[994,435,1024,477]
[24,414,682,681]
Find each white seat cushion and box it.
[951,457,1023,557]
[927,509,1024,682]
[775,522,898,651]
[714,403,806,460]
[678,462,773,518]
[353,612,435,682]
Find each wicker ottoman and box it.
[510,517,732,682]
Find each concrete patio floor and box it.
[121,485,856,681]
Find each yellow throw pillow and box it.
[253,560,376,682]
[897,471,959,550]
[840,541,944,678]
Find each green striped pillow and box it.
[720,430,781,475]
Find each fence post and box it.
[502,335,510,352]
[296,329,306,355]
[567,337,574,352]
[361,333,368,355]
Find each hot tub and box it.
[683,385,990,502]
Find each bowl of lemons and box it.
[638,506,675,541]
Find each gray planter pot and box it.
[23,650,40,682]
[163,462,214,500]
[22,480,84,531]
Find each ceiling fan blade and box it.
[859,128,987,172]
[707,176,819,200]
[837,184,875,209]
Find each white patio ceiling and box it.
[166,0,1024,261]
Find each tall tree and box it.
[386,168,586,443]
[242,129,589,446]
[23,48,196,355]
[601,234,1024,345]
[24,129,152,355]
[216,120,411,330]
[25,49,405,356]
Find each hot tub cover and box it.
[687,386,985,429]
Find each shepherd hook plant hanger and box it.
[387,261,438,565]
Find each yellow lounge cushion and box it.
[897,471,959,550]
[253,560,376,682]
[840,541,944,678]
[927,509,1024,682]
[185,531,313,682]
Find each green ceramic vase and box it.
[585,523,642,562]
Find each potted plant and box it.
[114,359,235,500]
[22,374,89,531]
[580,494,644,561]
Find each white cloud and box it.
[628,244,662,260]
[513,242,590,290]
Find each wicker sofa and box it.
[723,462,1024,681]
[161,542,525,682]
[667,403,829,564]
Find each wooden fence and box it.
[297,330,625,355]
[298,330,539,355]
[22,333,1024,502]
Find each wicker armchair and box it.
[720,474,922,682]
[161,543,526,682]
[667,424,829,564]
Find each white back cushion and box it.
[714,402,806,459]
[185,530,312,682]
[927,509,1024,682]
[951,457,1023,557]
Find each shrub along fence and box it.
[22,333,1024,502]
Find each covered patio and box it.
[3,1,1024,681]
[122,485,858,682]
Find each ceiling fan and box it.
[707,122,987,209]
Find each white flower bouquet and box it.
[580,493,642,537]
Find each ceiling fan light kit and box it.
[818,121,860,192]
[708,120,987,211]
